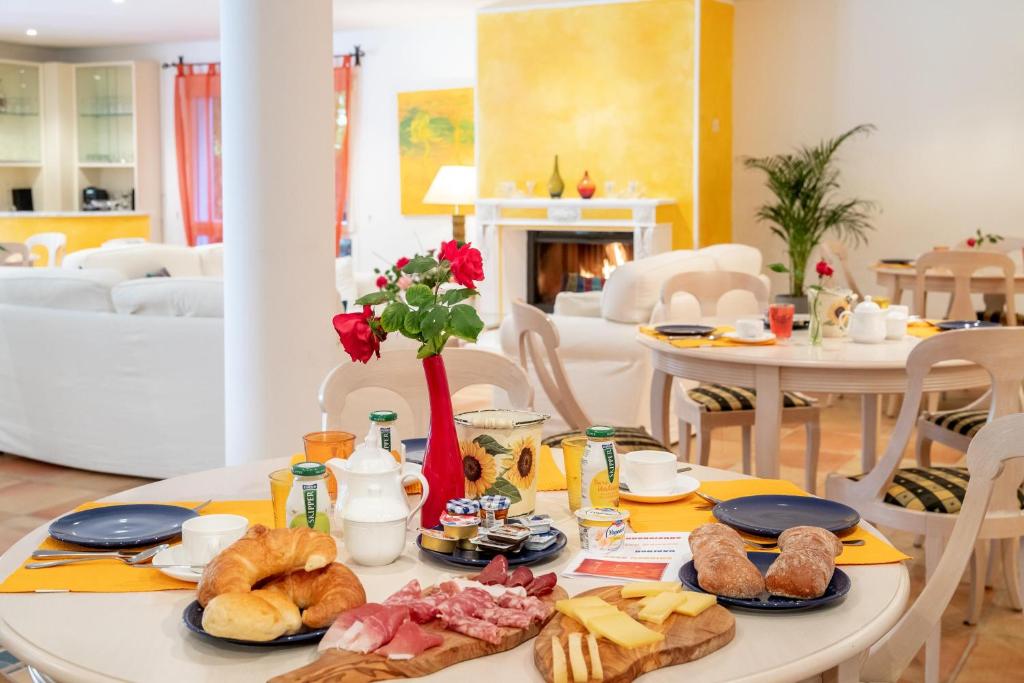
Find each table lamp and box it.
[423,165,476,243]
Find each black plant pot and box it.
[774,293,809,314]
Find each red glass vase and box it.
[420,354,464,528]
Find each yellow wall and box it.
[478,0,696,248]
[698,0,734,245]
[0,214,150,266]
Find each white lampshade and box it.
[423,165,477,209]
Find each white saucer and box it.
[153,544,204,583]
[723,331,776,344]
[619,473,701,503]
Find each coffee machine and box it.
[82,186,110,211]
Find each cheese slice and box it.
[551,636,568,683]
[587,633,604,681]
[572,604,620,629]
[568,632,588,683]
[620,581,682,599]
[556,596,611,622]
[638,591,687,625]
[587,612,665,649]
[675,591,717,617]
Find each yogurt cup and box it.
[575,507,630,554]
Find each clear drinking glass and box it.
[768,303,795,341]
[561,435,588,512]
[268,468,293,528]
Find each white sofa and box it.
[499,244,769,434]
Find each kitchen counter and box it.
[0,211,147,218]
[0,212,151,265]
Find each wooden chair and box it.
[913,249,1017,324]
[826,328,1024,683]
[660,271,822,491]
[0,242,32,267]
[24,232,66,267]
[511,299,669,453]
[854,413,1024,683]
[821,239,863,299]
[318,348,534,435]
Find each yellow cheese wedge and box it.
[619,581,682,599]
[572,604,620,629]
[675,591,717,617]
[638,591,687,625]
[587,612,665,649]
[568,632,588,683]
[587,633,604,681]
[556,596,611,622]
[552,636,568,683]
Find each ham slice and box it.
[506,566,534,588]
[340,605,410,653]
[476,555,509,585]
[526,572,557,597]
[318,603,386,652]
[375,620,444,660]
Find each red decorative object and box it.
[815,259,834,277]
[375,275,388,289]
[332,306,385,363]
[439,240,485,289]
[966,238,977,247]
[577,171,596,199]
[419,354,464,527]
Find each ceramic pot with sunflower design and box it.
[809,288,857,338]
[454,409,550,517]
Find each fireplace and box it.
[526,231,633,311]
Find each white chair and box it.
[855,413,1024,683]
[661,271,821,491]
[102,237,147,248]
[25,232,66,267]
[826,327,1024,683]
[913,249,1017,324]
[318,348,534,435]
[0,242,32,267]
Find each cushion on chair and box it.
[976,310,1024,325]
[849,467,1024,514]
[542,427,670,454]
[687,384,813,412]
[924,409,988,437]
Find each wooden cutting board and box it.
[272,586,568,683]
[533,586,735,683]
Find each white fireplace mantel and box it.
[473,197,675,322]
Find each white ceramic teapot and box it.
[840,296,888,344]
[326,433,429,566]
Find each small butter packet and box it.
[510,514,552,535]
[474,536,523,553]
[525,530,559,551]
[485,523,532,544]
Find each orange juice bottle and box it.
[581,426,619,508]
[369,410,420,494]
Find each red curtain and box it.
[174,64,222,246]
[334,56,355,254]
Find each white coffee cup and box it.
[885,309,908,340]
[735,317,764,340]
[181,514,248,565]
[624,450,677,495]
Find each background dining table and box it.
[872,263,1024,310]
[0,457,909,683]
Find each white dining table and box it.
[872,263,1024,309]
[640,330,989,476]
[0,457,910,683]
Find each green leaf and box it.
[403,308,423,336]
[473,434,511,455]
[420,305,449,339]
[380,302,409,333]
[402,255,437,275]
[416,343,436,359]
[448,303,484,342]
[354,291,389,306]
[441,287,478,305]
[483,477,522,505]
[768,263,790,274]
[405,283,434,308]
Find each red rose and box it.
[395,256,410,270]
[815,259,834,277]
[966,238,977,247]
[376,275,388,289]
[439,240,485,289]
[332,305,383,363]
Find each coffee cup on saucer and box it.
[181,514,248,565]
[735,317,764,340]
[623,451,678,496]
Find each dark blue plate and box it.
[403,437,428,465]
[879,258,913,265]
[48,503,199,549]
[183,600,327,646]
[679,551,851,611]
[654,324,715,337]
[935,320,1000,331]
[416,528,567,568]
[712,495,860,537]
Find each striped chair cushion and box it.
[850,467,1024,514]
[542,427,670,453]
[976,310,1024,325]
[925,409,988,437]
[687,384,813,412]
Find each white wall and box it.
[733,0,1024,308]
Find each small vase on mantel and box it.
[577,171,595,199]
[548,155,565,198]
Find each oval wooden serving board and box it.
[534,586,735,683]
[272,586,568,683]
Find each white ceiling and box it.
[0,0,500,48]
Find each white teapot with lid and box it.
[326,432,429,566]
[840,296,888,344]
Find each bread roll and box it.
[689,523,765,599]
[765,547,835,599]
[260,562,366,628]
[202,589,302,641]
[777,526,843,557]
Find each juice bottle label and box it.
[379,426,392,452]
[581,439,619,508]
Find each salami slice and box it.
[441,613,503,645]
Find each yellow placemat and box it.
[0,500,274,593]
[537,445,567,491]
[639,325,777,348]
[621,479,909,566]
[908,319,941,339]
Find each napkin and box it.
[639,325,776,348]
[908,319,941,339]
[0,500,274,593]
[537,445,567,491]
[621,478,910,565]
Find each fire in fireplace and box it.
[526,231,633,311]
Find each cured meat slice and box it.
[451,577,526,598]
[386,579,439,623]
[318,603,386,652]
[495,593,551,623]
[447,587,533,629]
[476,555,509,585]
[441,613,503,645]
[342,604,410,653]
[526,572,557,597]
[506,566,534,588]
[375,620,444,660]
[385,579,423,603]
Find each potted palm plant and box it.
[745,124,876,312]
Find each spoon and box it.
[619,466,693,492]
[26,544,167,569]
[191,499,213,512]
[31,544,168,560]
[743,538,866,550]
[693,490,724,506]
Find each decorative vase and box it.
[548,155,565,198]
[577,171,595,199]
[808,288,857,345]
[808,290,824,346]
[419,354,464,528]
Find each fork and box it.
[742,537,866,549]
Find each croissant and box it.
[261,562,367,628]
[202,589,302,642]
[197,524,337,606]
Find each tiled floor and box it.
[0,392,1020,682]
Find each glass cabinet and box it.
[0,61,42,164]
[75,64,134,165]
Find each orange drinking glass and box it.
[268,468,293,528]
[768,303,795,341]
[302,431,355,499]
[561,435,588,512]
